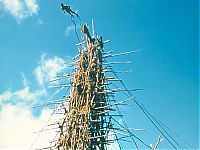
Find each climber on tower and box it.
[61,3,79,17]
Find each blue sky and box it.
[0,0,198,149]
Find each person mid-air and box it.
[61,3,79,17]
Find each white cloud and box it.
[0,0,39,21]
[0,104,55,149]
[0,91,13,101]
[0,105,120,149]
[25,0,38,15]
[0,54,69,149]
[0,75,46,103]
[65,25,75,36]
[34,55,67,87]
[0,54,67,104]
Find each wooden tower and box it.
[55,24,114,150]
